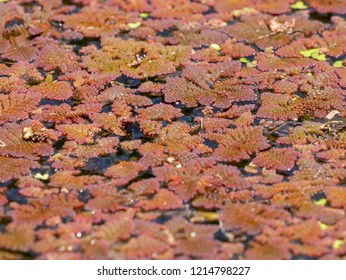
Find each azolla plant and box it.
[0,0,345,260]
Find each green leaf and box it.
[299,48,319,58]
[247,60,257,68]
[139,13,149,18]
[0,0,9,2]
[318,222,329,230]
[128,22,141,29]
[332,239,344,250]
[210,43,221,51]
[290,1,308,10]
[314,198,327,206]
[34,173,49,180]
[239,57,251,63]
[311,53,326,61]
[333,60,344,68]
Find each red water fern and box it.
[214,81,257,103]
[158,122,211,157]
[1,25,37,62]
[82,37,191,78]
[0,156,39,183]
[137,104,183,121]
[34,43,80,73]
[325,187,346,211]
[54,6,137,37]
[253,148,300,171]
[62,137,119,159]
[28,75,73,101]
[256,53,316,71]
[128,178,160,196]
[167,217,219,258]
[171,28,229,48]
[273,80,298,95]
[245,238,291,260]
[221,40,256,58]
[86,185,133,212]
[306,0,346,14]
[290,87,345,119]
[163,77,215,107]
[8,192,80,226]
[48,154,87,171]
[150,0,209,20]
[232,112,255,127]
[154,158,250,201]
[91,113,127,136]
[92,212,134,242]
[22,120,61,143]
[56,123,101,144]
[257,93,298,121]
[121,234,169,259]
[215,0,293,14]
[136,189,183,211]
[0,0,345,261]
[220,202,291,235]
[35,103,99,124]
[0,225,35,252]
[256,180,324,209]
[7,61,43,82]
[0,92,41,124]
[223,15,294,50]
[0,122,53,159]
[49,171,105,190]
[205,126,270,162]
[105,161,147,186]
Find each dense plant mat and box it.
[0,0,345,260]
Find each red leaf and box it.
[256,93,298,121]
[137,189,183,211]
[137,104,183,121]
[206,126,270,162]
[253,148,300,171]
[56,123,101,144]
[0,92,41,124]
[220,202,290,235]
[0,123,53,159]
[121,234,169,259]
[245,238,291,260]
[0,156,39,183]
[28,75,73,101]
[105,161,147,186]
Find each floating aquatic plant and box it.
[0,0,345,260]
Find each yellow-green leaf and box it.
[240,57,250,63]
[333,60,344,68]
[300,48,319,58]
[311,53,326,61]
[290,1,308,10]
[139,13,149,18]
[332,239,344,250]
[318,222,329,230]
[34,173,49,180]
[210,43,221,51]
[314,198,327,206]
[192,211,219,222]
[247,60,257,68]
[128,22,141,29]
